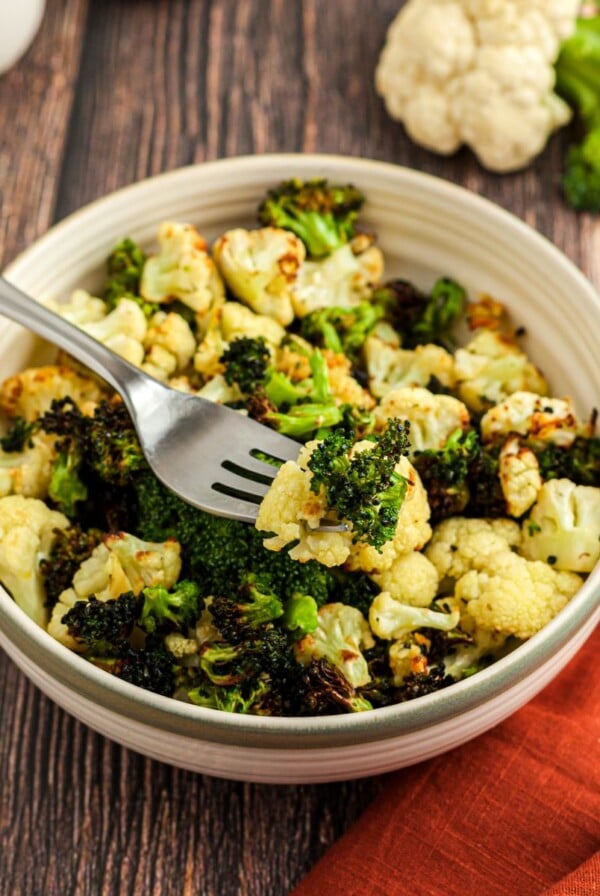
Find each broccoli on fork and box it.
[257,178,365,258]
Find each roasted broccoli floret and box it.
[307,418,410,549]
[295,658,373,714]
[300,302,384,359]
[220,336,271,395]
[0,416,38,452]
[531,434,600,487]
[257,178,365,258]
[283,592,319,637]
[413,428,479,523]
[48,446,88,517]
[92,640,176,697]
[465,440,506,518]
[61,592,141,655]
[555,15,600,212]
[210,573,284,642]
[186,678,271,713]
[393,665,456,702]
[104,237,157,316]
[39,524,104,608]
[372,276,466,348]
[139,580,201,634]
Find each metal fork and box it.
[0,276,308,524]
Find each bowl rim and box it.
[2,152,600,745]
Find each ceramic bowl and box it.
[1,154,599,783]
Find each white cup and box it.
[0,0,46,75]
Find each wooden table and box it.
[0,3,597,894]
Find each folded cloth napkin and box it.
[291,626,600,896]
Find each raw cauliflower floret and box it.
[369,592,460,640]
[454,329,548,412]
[294,602,375,688]
[49,289,107,326]
[480,390,586,446]
[374,386,470,453]
[347,456,432,573]
[521,478,600,573]
[425,516,521,583]
[255,452,353,567]
[364,335,456,399]
[499,434,542,517]
[213,227,305,326]
[0,433,56,499]
[375,0,577,173]
[81,298,148,366]
[455,550,582,639]
[141,221,226,314]
[0,365,106,420]
[370,550,439,607]
[48,532,181,650]
[291,243,383,319]
[0,495,69,626]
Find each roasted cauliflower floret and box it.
[0,495,69,626]
[480,390,587,446]
[143,310,196,372]
[0,432,56,499]
[0,365,106,420]
[370,550,439,607]
[291,243,383,318]
[499,434,542,518]
[213,227,305,326]
[324,350,375,410]
[81,298,148,366]
[369,592,460,640]
[454,329,548,412]
[455,550,582,640]
[49,289,107,325]
[48,532,182,650]
[521,478,600,573]
[425,516,522,583]
[364,336,456,399]
[141,221,226,314]
[374,386,470,453]
[220,301,286,346]
[294,602,375,688]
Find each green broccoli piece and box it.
[283,593,319,637]
[300,302,384,359]
[372,276,466,348]
[104,237,158,316]
[210,573,284,643]
[39,525,104,608]
[48,446,88,517]
[61,592,141,655]
[555,15,600,212]
[296,658,373,714]
[307,418,410,549]
[92,640,176,697]
[530,434,600,487]
[257,178,365,258]
[186,678,271,713]
[464,440,506,518]
[393,665,456,702]
[413,428,479,523]
[0,416,38,452]
[139,580,201,634]
[220,336,271,395]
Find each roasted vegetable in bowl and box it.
[0,177,598,717]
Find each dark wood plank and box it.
[1,1,597,895]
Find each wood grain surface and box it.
[0,3,598,894]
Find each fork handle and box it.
[0,275,144,395]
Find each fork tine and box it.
[222,451,280,481]
[211,468,272,503]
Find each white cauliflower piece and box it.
[480,390,586,446]
[294,602,375,688]
[220,301,286,346]
[374,386,470,453]
[455,550,582,639]
[291,243,383,318]
[364,336,456,399]
[81,298,147,366]
[213,227,305,326]
[499,434,542,517]
[164,632,199,658]
[193,309,228,381]
[0,365,106,420]
[347,456,432,573]
[426,516,521,583]
[388,637,430,685]
[196,374,243,405]
[144,310,196,372]
[369,592,460,640]
[323,351,375,410]
[141,221,226,314]
[0,433,56,499]
[521,479,600,573]
[0,495,69,626]
[371,550,439,607]
[49,289,107,326]
[454,330,549,412]
[48,532,181,650]
[375,0,577,172]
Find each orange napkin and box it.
[291,626,600,896]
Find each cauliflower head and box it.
[294,602,375,688]
[0,495,69,626]
[141,221,226,314]
[143,310,196,376]
[374,386,470,453]
[0,364,106,421]
[454,330,549,412]
[425,516,522,583]
[370,550,439,608]
[375,0,577,172]
[212,227,305,326]
[81,298,148,366]
[521,478,600,573]
[50,289,107,326]
[364,336,456,399]
[291,243,384,319]
[480,390,585,446]
[369,592,460,640]
[455,549,582,639]
[48,532,182,650]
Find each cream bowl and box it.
[1,154,599,784]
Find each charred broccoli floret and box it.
[61,592,141,655]
[531,435,600,487]
[372,276,466,348]
[307,418,410,549]
[220,336,271,395]
[92,640,176,697]
[210,573,284,643]
[39,525,104,608]
[257,178,365,258]
[139,580,201,634]
[413,428,479,523]
[0,416,38,452]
